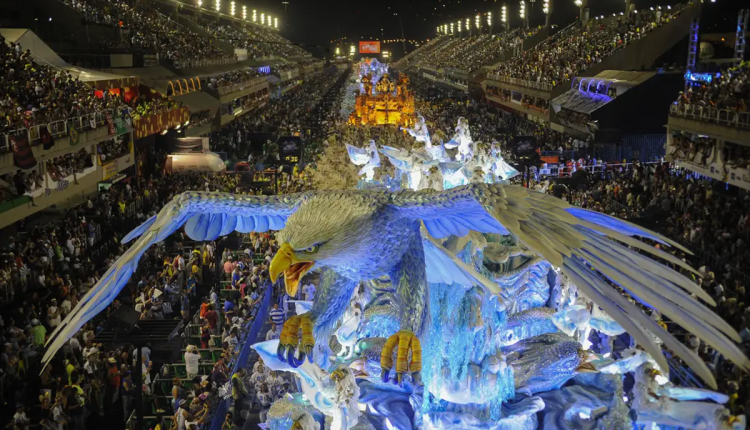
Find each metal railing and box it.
[172,57,237,70]
[486,75,554,92]
[216,77,268,96]
[669,104,750,129]
[0,108,129,152]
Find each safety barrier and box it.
[208,282,272,430]
[486,75,554,92]
[217,78,268,96]
[669,104,750,129]
[172,57,237,70]
[0,108,128,152]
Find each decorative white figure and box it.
[379,146,439,190]
[345,140,380,181]
[445,117,474,162]
[402,114,432,148]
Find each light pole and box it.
[501,5,508,30]
[394,12,407,55]
[487,11,493,34]
[543,0,551,27]
[466,17,471,36]
[574,0,589,24]
[519,0,527,28]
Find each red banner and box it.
[359,41,381,54]
[133,107,190,140]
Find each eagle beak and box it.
[270,243,315,297]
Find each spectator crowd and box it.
[0,154,303,430]
[490,7,686,88]
[0,35,126,135]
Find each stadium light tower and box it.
[450,22,454,34]
[214,0,220,12]
[458,19,462,33]
[466,17,471,35]
[242,5,247,19]
[487,11,492,34]
[543,0,551,27]
[501,5,508,30]
[274,17,278,28]
[519,0,527,28]
[267,14,272,26]
[252,9,257,22]
[230,1,235,16]
[475,14,480,31]
[197,0,202,7]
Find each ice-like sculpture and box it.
[253,340,360,430]
[632,362,745,430]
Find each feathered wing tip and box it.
[565,207,692,254]
[43,230,158,368]
[122,215,157,244]
[42,191,303,371]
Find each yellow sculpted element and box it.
[279,314,315,362]
[380,330,422,385]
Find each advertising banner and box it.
[359,41,381,54]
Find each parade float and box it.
[348,61,416,128]
[43,64,748,430]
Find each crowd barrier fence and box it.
[208,281,273,430]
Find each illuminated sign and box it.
[359,41,381,54]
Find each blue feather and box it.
[122,215,156,244]
[566,207,666,244]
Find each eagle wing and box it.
[389,183,749,389]
[43,191,306,368]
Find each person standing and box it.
[265,323,281,341]
[230,368,248,424]
[184,345,201,380]
[121,371,134,422]
[205,304,219,336]
[268,303,285,327]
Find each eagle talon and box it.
[276,314,316,367]
[277,344,289,363]
[380,330,422,385]
[288,347,305,368]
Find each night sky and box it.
[249,0,748,59]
